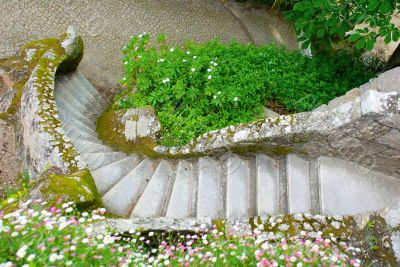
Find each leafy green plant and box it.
[285,0,400,54]
[115,33,380,146]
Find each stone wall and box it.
[0,0,298,89]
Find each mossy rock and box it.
[57,26,84,74]
[96,107,160,156]
[31,168,102,210]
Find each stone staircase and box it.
[54,71,400,219]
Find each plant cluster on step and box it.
[115,33,379,146]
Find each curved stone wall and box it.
[0,0,298,89]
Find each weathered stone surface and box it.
[97,107,161,153]
[30,168,102,210]
[320,156,400,215]
[0,89,16,112]
[287,154,311,214]
[121,107,161,142]
[19,29,86,178]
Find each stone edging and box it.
[19,27,85,178]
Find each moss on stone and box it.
[37,168,103,210]
[96,109,160,157]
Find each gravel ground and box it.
[0,118,19,199]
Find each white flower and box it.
[191,68,196,72]
[213,95,217,99]
[7,198,14,204]
[149,231,154,237]
[213,62,218,66]
[183,59,187,63]
[164,260,170,265]
[62,203,69,209]
[22,265,29,267]
[57,255,64,260]
[207,68,212,72]
[97,244,105,249]
[331,256,338,262]
[66,261,73,266]
[103,236,114,245]
[208,75,212,80]
[162,78,170,84]
[65,207,73,213]
[49,253,57,262]
[198,254,203,259]
[193,56,197,59]
[70,245,76,251]
[157,58,165,63]
[82,238,89,244]
[16,245,28,258]
[186,51,190,54]
[27,254,36,262]
[170,48,175,52]
[124,61,128,65]
[233,97,238,101]
[11,232,18,237]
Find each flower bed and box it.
[0,199,362,266]
[114,34,380,146]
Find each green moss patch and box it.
[37,168,102,210]
[96,109,159,157]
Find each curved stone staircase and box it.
[54,71,400,219]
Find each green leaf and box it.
[355,38,366,49]
[367,0,380,12]
[365,38,376,51]
[348,34,362,42]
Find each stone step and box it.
[58,74,103,113]
[287,154,312,214]
[80,151,126,170]
[197,157,223,219]
[91,155,142,195]
[256,154,280,215]
[131,160,174,218]
[56,96,96,129]
[55,76,92,115]
[102,159,158,217]
[73,138,113,154]
[73,71,105,105]
[166,160,197,218]
[63,72,104,117]
[319,156,400,215]
[59,110,96,134]
[61,123,102,145]
[225,155,255,218]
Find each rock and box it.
[30,168,102,210]
[58,26,84,74]
[121,107,161,141]
[0,89,16,112]
[97,107,161,153]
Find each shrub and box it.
[0,198,362,266]
[115,34,380,146]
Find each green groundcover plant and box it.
[0,198,362,266]
[114,33,381,146]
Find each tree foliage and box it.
[285,0,400,52]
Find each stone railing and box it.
[16,27,101,208]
